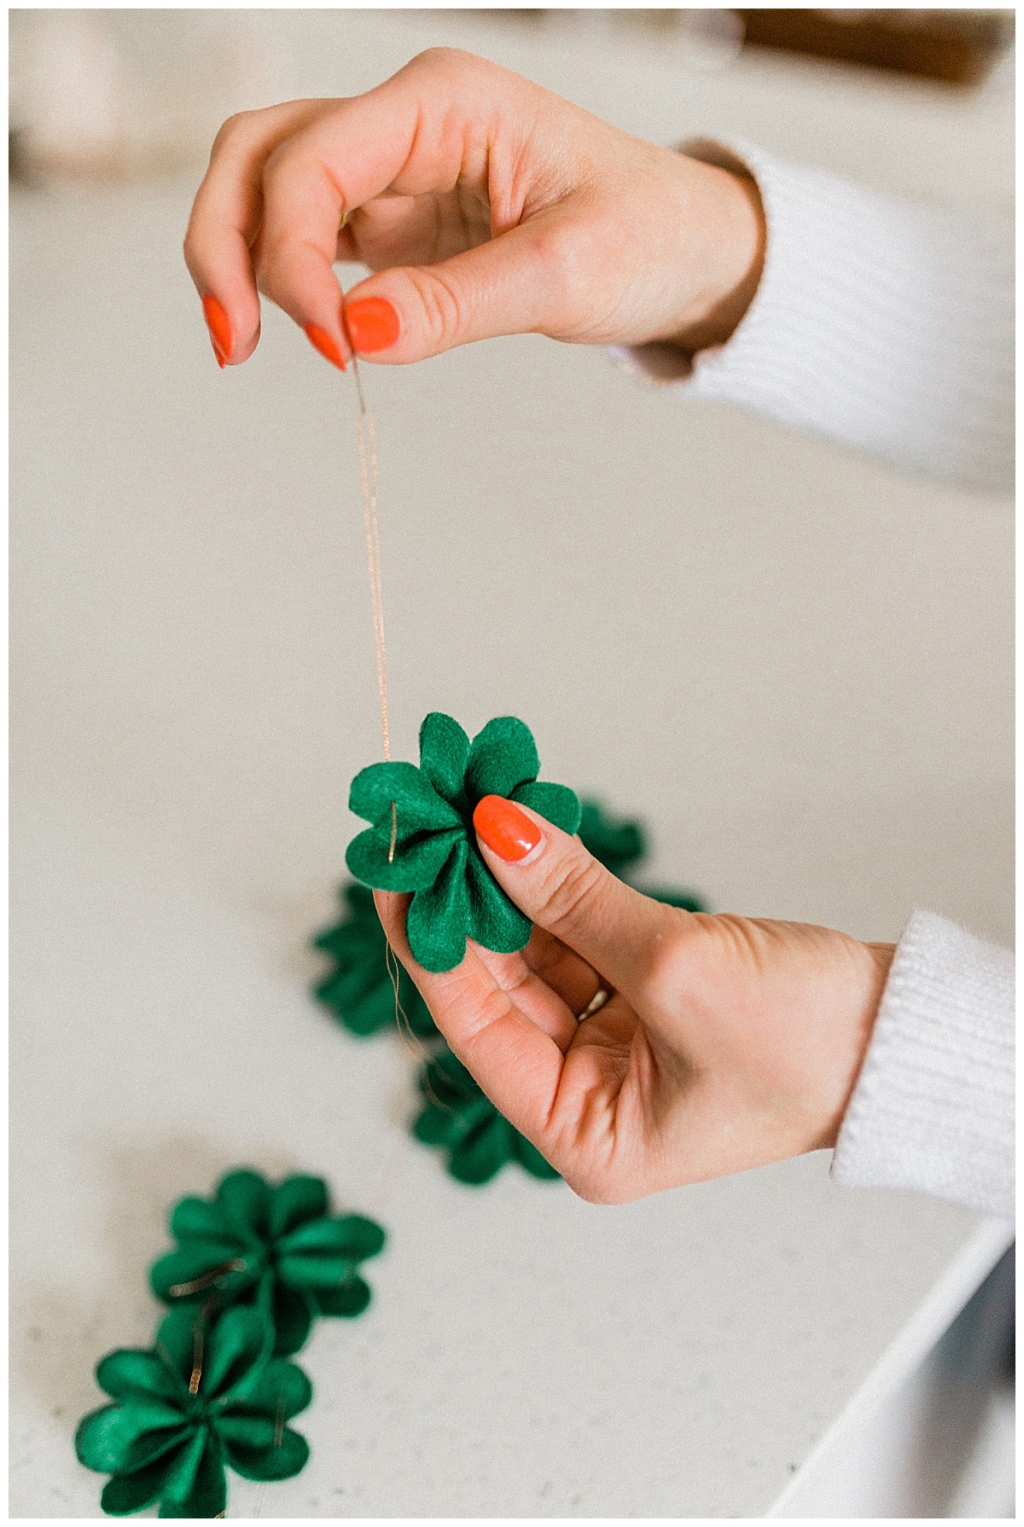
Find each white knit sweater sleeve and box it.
[832,911,1014,1220]
[613,139,1014,493]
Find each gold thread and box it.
[352,357,390,764]
[351,353,398,850]
[168,1258,246,1297]
[188,1319,204,1395]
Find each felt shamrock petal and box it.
[202,1306,268,1400]
[277,1213,386,1261]
[216,1170,272,1240]
[269,1282,315,1359]
[222,1428,310,1483]
[419,712,471,804]
[349,759,463,835]
[513,1133,562,1180]
[312,883,437,1038]
[449,1115,516,1185]
[157,1431,226,1519]
[270,1176,329,1239]
[412,1049,562,1187]
[645,885,706,911]
[578,799,647,879]
[315,1276,372,1318]
[275,1253,348,1292]
[465,716,540,801]
[346,820,462,894]
[464,852,532,954]
[99,1453,179,1516]
[153,1305,204,1387]
[75,1404,189,1475]
[412,1102,462,1150]
[240,1356,314,1422]
[95,1349,184,1406]
[169,1196,230,1244]
[512,780,582,836]
[407,839,472,972]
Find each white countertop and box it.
[11,11,1012,1518]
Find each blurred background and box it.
[11,8,1013,1520]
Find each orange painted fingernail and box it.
[304,323,346,371]
[344,296,400,353]
[473,796,543,863]
[202,294,232,367]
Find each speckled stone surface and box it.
[11,10,1010,1517]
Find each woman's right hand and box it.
[184,47,765,370]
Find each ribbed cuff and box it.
[612,137,1013,493]
[832,910,1014,1220]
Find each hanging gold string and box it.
[351,354,397,862]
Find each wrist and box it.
[658,159,766,356]
[817,939,896,1149]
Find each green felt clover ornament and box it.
[643,886,706,912]
[346,713,582,973]
[312,882,437,1038]
[150,1169,386,1358]
[413,1047,560,1185]
[578,798,647,880]
[75,1304,311,1517]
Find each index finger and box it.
[374,890,567,1149]
[184,98,335,363]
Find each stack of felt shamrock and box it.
[76,1169,385,1517]
[313,712,705,1187]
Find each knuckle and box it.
[641,908,700,1014]
[211,109,258,156]
[407,46,477,79]
[534,854,608,942]
[404,267,467,351]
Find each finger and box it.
[184,99,330,364]
[466,940,581,1052]
[254,52,572,365]
[375,891,579,1054]
[338,208,583,364]
[373,890,568,1145]
[472,797,680,995]
[252,75,446,362]
[520,927,604,1018]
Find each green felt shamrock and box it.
[150,1169,386,1358]
[312,882,437,1038]
[75,1303,311,1517]
[578,798,647,880]
[346,712,581,974]
[643,885,706,912]
[413,1047,560,1186]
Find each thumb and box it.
[472,795,673,992]
[343,213,575,364]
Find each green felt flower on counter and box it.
[643,885,706,912]
[346,712,581,974]
[413,1047,560,1186]
[578,798,647,880]
[150,1169,386,1358]
[75,1304,311,1517]
[312,882,437,1038]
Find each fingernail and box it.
[473,796,543,863]
[304,323,347,371]
[202,294,232,367]
[344,296,400,353]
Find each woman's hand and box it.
[184,47,764,370]
[376,799,894,1203]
